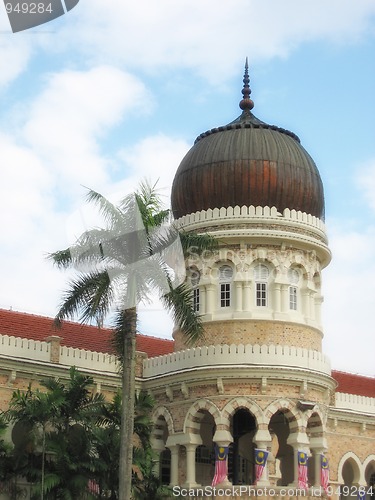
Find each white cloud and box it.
[115,134,190,203]
[357,159,375,213]
[0,35,31,88]
[48,0,375,81]
[322,223,375,376]
[23,66,150,190]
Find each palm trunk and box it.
[41,425,45,500]
[118,307,137,500]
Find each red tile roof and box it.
[1,310,374,398]
[331,370,375,398]
[0,309,174,358]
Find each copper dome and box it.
[171,63,325,220]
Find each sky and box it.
[0,0,374,376]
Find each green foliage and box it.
[47,180,213,499]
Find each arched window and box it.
[190,269,200,313]
[219,265,233,308]
[288,268,300,311]
[254,264,269,307]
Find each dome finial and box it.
[239,57,254,111]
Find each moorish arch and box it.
[364,454,375,474]
[222,397,263,485]
[183,398,221,436]
[264,398,303,432]
[337,452,364,485]
[364,455,375,497]
[222,397,266,427]
[265,399,303,486]
[305,405,327,427]
[152,406,174,436]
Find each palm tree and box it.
[5,367,105,500]
[48,181,216,500]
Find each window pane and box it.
[289,286,297,310]
[254,264,269,281]
[193,288,200,312]
[256,282,267,307]
[219,265,233,281]
[220,283,231,307]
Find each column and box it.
[185,443,199,488]
[254,429,272,487]
[205,284,215,315]
[273,283,281,313]
[314,295,323,326]
[200,285,206,315]
[312,449,325,488]
[302,290,311,319]
[309,291,316,321]
[280,284,288,313]
[169,445,179,486]
[287,432,310,487]
[235,282,243,312]
[243,282,251,312]
[212,440,232,486]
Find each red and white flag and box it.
[212,446,229,486]
[298,451,308,490]
[321,455,329,493]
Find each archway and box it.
[341,457,361,500]
[268,410,295,486]
[306,411,324,487]
[228,408,257,485]
[195,410,215,486]
[365,458,375,500]
[152,410,172,485]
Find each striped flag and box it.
[212,445,229,486]
[298,451,308,490]
[254,449,269,484]
[321,454,329,493]
[87,479,100,496]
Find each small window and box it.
[254,264,269,281]
[256,282,267,307]
[220,283,231,307]
[190,269,200,287]
[254,264,269,307]
[288,268,299,284]
[219,265,233,281]
[288,269,299,310]
[219,265,233,308]
[193,288,200,312]
[289,286,297,310]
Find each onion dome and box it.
[171,60,325,220]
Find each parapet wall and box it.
[143,343,331,378]
[176,205,326,235]
[0,333,119,374]
[335,392,375,415]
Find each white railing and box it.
[60,346,119,373]
[143,343,331,378]
[0,334,120,374]
[335,392,375,415]
[176,205,326,233]
[0,334,50,362]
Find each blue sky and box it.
[0,1,374,376]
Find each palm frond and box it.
[54,270,113,326]
[86,189,124,227]
[161,281,204,345]
[47,248,73,269]
[178,230,218,258]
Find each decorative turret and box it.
[171,61,325,221]
[171,62,331,353]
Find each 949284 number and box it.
[5,3,53,14]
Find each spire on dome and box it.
[239,57,254,112]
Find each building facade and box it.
[0,64,374,499]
